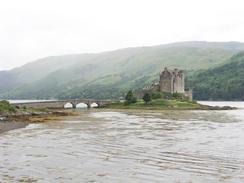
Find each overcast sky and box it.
[1,0,244,70]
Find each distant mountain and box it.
[187,52,244,100]
[163,41,244,50]
[1,41,244,99]
[0,71,18,92]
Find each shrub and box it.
[172,92,181,99]
[0,100,16,113]
[172,92,187,100]
[143,93,152,104]
[125,90,137,104]
[151,92,162,99]
[131,97,137,103]
[161,92,173,99]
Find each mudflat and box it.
[0,121,28,134]
[0,110,77,134]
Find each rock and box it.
[19,111,31,115]
[31,112,48,116]
[209,106,236,110]
[221,106,236,110]
[0,116,6,121]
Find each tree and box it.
[151,92,162,99]
[125,90,133,101]
[125,90,137,104]
[172,92,183,100]
[143,93,151,104]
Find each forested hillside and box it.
[0,41,243,100]
[187,52,244,100]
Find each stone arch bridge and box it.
[14,99,114,109]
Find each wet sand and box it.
[0,121,28,134]
[0,110,77,134]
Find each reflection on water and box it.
[1,102,244,182]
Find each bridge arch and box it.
[13,99,112,109]
[64,102,75,109]
[76,102,88,109]
[90,102,99,108]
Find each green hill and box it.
[1,41,243,100]
[187,52,244,100]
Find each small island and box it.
[103,92,234,110]
[103,68,234,110]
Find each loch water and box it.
[1,102,244,182]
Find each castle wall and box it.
[159,68,185,93]
[184,89,193,101]
[181,74,185,93]
[173,72,185,93]
[143,68,192,100]
[159,74,173,93]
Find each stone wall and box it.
[159,69,173,93]
[173,70,185,93]
[159,68,185,93]
[184,89,193,101]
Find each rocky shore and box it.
[0,120,28,134]
[0,99,236,134]
[0,110,75,134]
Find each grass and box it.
[103,99,204,110]
[0,100,50,114]
[0,100,16,113]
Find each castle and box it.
[143,68,192,100]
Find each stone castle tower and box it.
[159,68,185,93]
[142,67,192,100]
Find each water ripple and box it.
[1,109,244,182]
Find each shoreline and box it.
[0,103,237,134]
[0,110,77,134]
[102,100,236,111]
[102,105,236,110]
[0,121,28,134]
